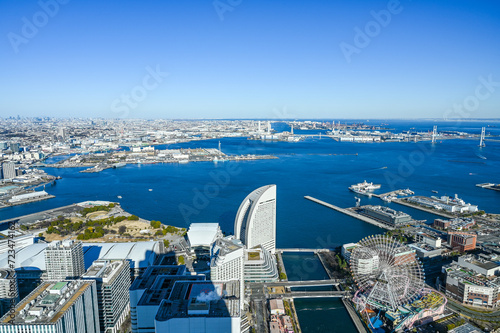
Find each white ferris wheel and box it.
[350,235,425,312]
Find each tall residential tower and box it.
[45,240,85,280]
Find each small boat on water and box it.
[431,190,438,194]
[117,195,122,199]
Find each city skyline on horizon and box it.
[2,116,500,121]
[1,0,499,119]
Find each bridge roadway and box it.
[265,279,343,287]
[266,290,347,299]
[277,248,331,253]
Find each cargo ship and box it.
[113,162,127,168]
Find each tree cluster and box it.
[46,214,127,239]
[150,220,162,228]
[81,204,115,217]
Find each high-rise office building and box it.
[210,236,278,291]
[9,143,20,153]
[210,236,245,311]
[1,163,16,180]
[234,185,277,254]
[0,280,100,333]
[210,236,245,283]
[0,269,18,318]
[83,259,131,333]
[129,265,205,333]
[58,128,67,139]
[154,281,243,333]
[45,240,85,280]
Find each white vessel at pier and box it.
[349,180,381,193]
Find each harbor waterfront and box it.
[294,298,359,333]
[1,121,500,332]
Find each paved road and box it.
[265,279,344,287]
[248,284,269,333]
[0,203,81,228]
[447,300,500,322]
[266,290,347,298]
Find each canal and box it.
[282,252,358,333]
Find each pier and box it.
[390,198,456,219]
[476,183,500,192]
[304,196,394,230]
[0,203,81,230]
[4,194,55,208]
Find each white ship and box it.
[349,180,381,192]
[113,162,126,168]
[350,188,373,197]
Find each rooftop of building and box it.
[394,245,416,255]
[445,263,500,288]
[415,231,441,241]
[130,265,186,291]
[213,236,244,256]
[459,254,497,266]
[0,268,15,279]
[155,281,241,321]
[451,233,477,240]
[364,205,410,218]
[130,265,206,306]
[47,240,79,249]
[246,184,276,202]
[82,259,128,284]
[1,280,94,325]
[137,274,206,306]
[187,222,221,248]
[408,242,441,253]
[0,240,160,271]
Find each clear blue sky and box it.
[1,0,499,119]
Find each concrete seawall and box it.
[342,298,369,333]
[304,196,393,230]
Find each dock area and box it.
[304,196,394,230]
[476,183,500,192]
[373,188,413,198]
[390,198,456,219]
[5,194,55,207]
[0,203,82,230]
